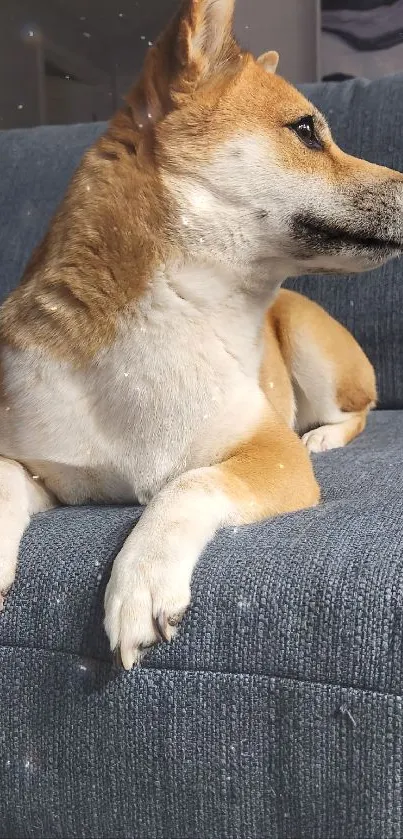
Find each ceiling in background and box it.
[51,0,180,74]
[53,0,180,38]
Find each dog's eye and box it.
[288,116,322,150]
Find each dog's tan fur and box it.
[0,0,402,667]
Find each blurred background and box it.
[0,0,401,130]
[321,0,403,82]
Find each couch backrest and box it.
[0,74,402,408]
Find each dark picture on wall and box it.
[321,0,403,80]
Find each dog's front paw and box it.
[104,540,191,670]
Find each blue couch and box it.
[1,74,403,839]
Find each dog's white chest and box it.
[0,275,266,505]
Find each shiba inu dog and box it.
[0,0,402,669]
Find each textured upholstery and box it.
[1,75,403,839]
[2,411,403,839]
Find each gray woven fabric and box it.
[1,76,403,838]
[1,660,402,839]
[0,411,402,695]
[1,411,403,839]
[0,122,104,302]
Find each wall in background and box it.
[235,0,320,84]
[0,0,321,130]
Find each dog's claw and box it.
[167,612,184,627]
[113,614,179,671]
[0,587,10,613]
[113,648,123,669]
[153,613,170,643]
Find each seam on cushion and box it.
[0,641,113,667]
[0,642,402,700]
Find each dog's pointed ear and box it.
[126,0,238,128]
[257,50,279,74]
[177,0,237,74]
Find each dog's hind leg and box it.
[270,289,376,453]
[0,458,56,610]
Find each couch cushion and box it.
[0,122,105,302]
[1,411,403,839]
[1,651,401,839]
[1,409,403,697]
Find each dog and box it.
[0,0,402,669]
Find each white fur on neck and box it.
[0,259,274,506]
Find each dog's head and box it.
[120,0,403,283]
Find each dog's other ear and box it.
[257,50,279,74]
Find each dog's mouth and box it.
[292,213,402,254]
